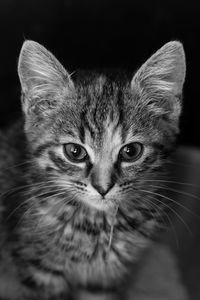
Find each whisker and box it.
[6,185,75,221]
[141,189,193,236]
[143,195,166,223]
[165,159,200,170]
[0,176,78,200]
[144,195,179,248]
[0,159,35,172]
[13,191,75,231]
[141,189,199,218]
[0,180,58,199]
[29,194,78,251]
[141,179,200,189]
[147,184,200,201]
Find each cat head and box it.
[18,41,186,212]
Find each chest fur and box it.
[19,204,149,290]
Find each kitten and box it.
[0,40,186,300]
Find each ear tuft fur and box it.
[18,40,74,98]
[131,41,186,120]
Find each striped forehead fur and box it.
[79,77,124,141]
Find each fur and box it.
[0,40,186,299]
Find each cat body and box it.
[0,41,186,299]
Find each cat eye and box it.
[119,142,143,162]
[64,143,88,163]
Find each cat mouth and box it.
[81,195,118,212]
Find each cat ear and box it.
[131,41,186,120]
[18,40,74,114]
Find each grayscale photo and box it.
[0,1,200,300]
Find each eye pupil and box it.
[125,146,135,156]
[71,146,80,157]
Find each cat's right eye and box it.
[63,143,88,163]
[119,142,143,162]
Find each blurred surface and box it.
[163,147,200,300]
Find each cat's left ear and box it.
[131,41,186,121]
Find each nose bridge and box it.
[91,159,111,191]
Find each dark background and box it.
[0,0,200,146]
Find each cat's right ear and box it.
[18,40,74,114]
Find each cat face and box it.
[18,41,186,212]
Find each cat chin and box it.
[82,197,116,212]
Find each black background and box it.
[0,0,199,146]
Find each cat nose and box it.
[91,181,114,197]
[90,171,114,197]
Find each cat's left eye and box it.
[63,143,88,163]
